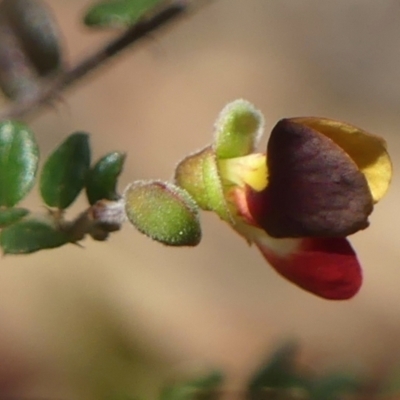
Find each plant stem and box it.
[0,1,188,121]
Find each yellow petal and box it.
[291,117,392,203]
[218,153,268,191]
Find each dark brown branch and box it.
[0,1,188,121]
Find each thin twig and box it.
[0,1,188,121]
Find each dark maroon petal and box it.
[255,236,362,300]
[248,119,373,238]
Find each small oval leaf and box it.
[0,0,63,77]
[0,121,39,207]
[86,152,126,205]
[0,217,69,254]
[0,0,64,100]
[40,132,91,209]
[124,180,201,246]
[0,207,29,228]
[0,24,38,100]
[84,0,163,28]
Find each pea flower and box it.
[174,100,392,300]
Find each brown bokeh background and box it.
[2,1,400,399]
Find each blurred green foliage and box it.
[84,0,163,28]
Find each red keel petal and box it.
[255,237,362,300]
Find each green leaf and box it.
[0,0,63,76]
[309,373,361,400]
[0,0,63,100]
[0,207,29,227]
[161,371,223,400]
[86,151,126,205]
[382,366,400,396]
[84,0,163,28]
[248,342,304,393]
[40,132,91,209]
[0,121,39,207]
[124,180,201,246]
[0,217,69,254]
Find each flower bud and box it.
[124,180,201,246]
[213,99,264,159]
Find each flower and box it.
[174,100,392,300]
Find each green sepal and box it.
[0,217,69,254]
[0,121,39,207]
[84,0,163,28]
[40,132,91,209]
[174,146,232,222]
[0,207,29,228]
[124,180,201,246]
[213,99,264,159]
[86,151,126,205]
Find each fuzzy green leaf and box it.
[40,132,91,209]
[0,121,39,207]
[0,218,69,254]
[86,152,126,205]
[0,208,29,227]
[84,0,163,28]
[124,180,201,246]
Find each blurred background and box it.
[1,0,400,398]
